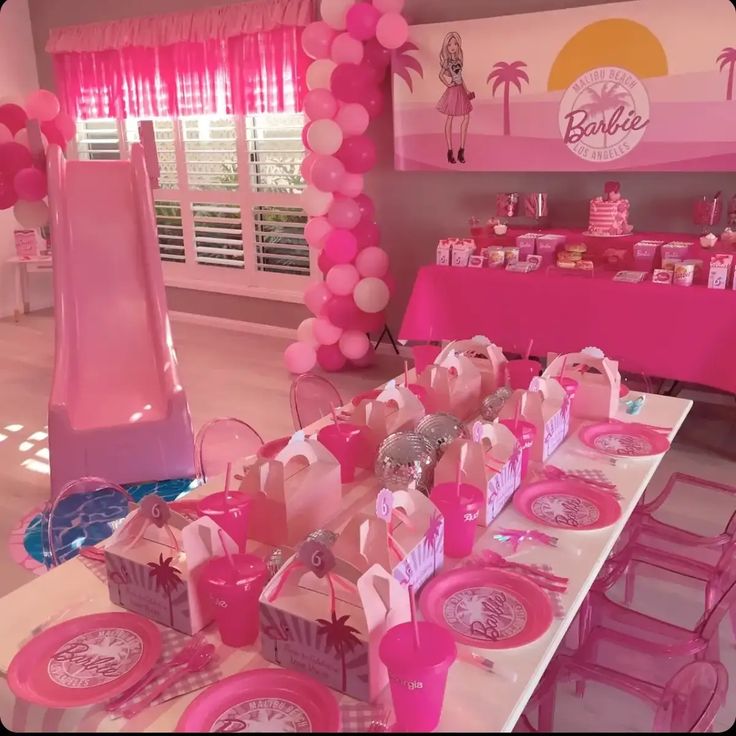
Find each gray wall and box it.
[28,0,734,331]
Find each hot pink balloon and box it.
[25,90,60,122]
[13,167,46,201]
[375,13,409,50]
[0,142,33,177]
[337,135,377,174]
[318,249,337,275]
[324,228,358,263]
[302,185,334,217]
[339,330,370,360]
[40,119,66,149]
[362,87,384,119]
[302,21,337,59]
[337,172,364,198]
[304,216,332,250]
[321,0,353,30]
[314,316,343,346]
[0,104,28,136]
[304,88,338,120]
[354,277,390,313]
[335,103,370,137]
[356,246,390,278]
[311,155,346,193]
[326,294,362,328]
[53,111,76,142]
[0,124,11,144]
[297,317,319,347]
[285,341,317,374]
[305,281,332,315]
[326,263,360,296]
[331,32,364,64]
[327,196,361,229]
[355,193,375,221]
[331,63,376,104]
[307,119,343,156]
[302,121,314,149]
[307,59,337,91]
[0,170,17,210]
[363,38,392,75]
[352,219,381,249]
[373,0,405,12]
[317,343,347,372]
[351,343,376,368]
[346,3,380,41]
[301,151,319,180]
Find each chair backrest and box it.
[289,373,343,430]
[45,476,134,567]
[698,541,736,638]
[194,418,263,482]
[652,661,728,732]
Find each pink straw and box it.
[408,584,421,650]
[404,360,410,387]
[558,355,568,380]
[217,528,237,580]
[223,462,232,508]
[513,400,521,432]
[524,339,534,361]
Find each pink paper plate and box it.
[8,612,162,708]
[419,567,553,649]
[579,421,670,458]
[176,669,341,732]
[513,479,621,531]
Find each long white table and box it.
[0,391,692,732]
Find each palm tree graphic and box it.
[717,47,736,101]
[393,41,424,92]
[487,61,529,136]
[147,553,183,627]
[316,611,361,692]
[581,83,629,148]
[425,513,443,573]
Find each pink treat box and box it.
[485,247,505,268]
[652,269,673,284]
[661,241,691,262]
[468,254,486,268]
[451,243,473,267]
[633,240,663,270]
[536,234,567,266]
[436,240,451,266]
[515,233,538,261]
[708,253,733,289]
[14,229,38,258]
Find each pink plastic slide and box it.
[47,143,195,498]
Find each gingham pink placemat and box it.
[78,554,108,582]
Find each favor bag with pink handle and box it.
[238,432,341,547]
[499,378,571,462]
[433,422,522,526]
[436,337,508,396]
[259,543,410,702]
[417,351,482,420]
[543,350,620,420]
[352,380,426,443]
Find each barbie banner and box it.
[391,0,736,171]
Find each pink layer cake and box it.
[588,197,633,236]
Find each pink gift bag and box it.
[436,338,507,397]
[419,350,482,420]
[352,381,426,444]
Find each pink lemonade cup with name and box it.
[499,419,537,478]
[199,554,267,647]
[197,492,251,553]
[379,620,457,733]
[430,482,484,558]
[505,359,542,390]
[317,422,371,483]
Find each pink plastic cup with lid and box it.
[317,422,371,483]
[379,620,457,733]
[197,492,251,552]
[430,482,483,558]
[199,554,267,647]
[499,419,537,478]
[505,359,542,390]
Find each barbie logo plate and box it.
[513,480,621,531]
[579,421,670,457]
[8,612,161,707]
[176,669,340,733]
[419,568,553,649]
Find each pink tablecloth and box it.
[399,264,736,393]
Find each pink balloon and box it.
[25,90,60,122]
[339,330,370,360]
[305,281,332,315]
[326,294,362,329]
[300,151,319,180]
[373,0,405,12]
[307,119,343,156]
[15,128,48,151]
[356,246,390,278]
[40,119,66,150]
[346,3,380,41]
[13,167,46,201]
[0,124,11,144]
[351,343,376,368]
[324,228,358,263]
[297,317,319,347]
[335,103,370,137]
[14,199,49,228]
[354,277,390,313]
[307,59,337,90]
[285,341,317,374]
[0,142,33,177]
[327,196,362,229]
[311,155,346,193]
[0,104,28,135]
[326,263,360,296]
[314,316,343,345]
[352,219,381,249]
[337,135,376,174]
[317,343,347,372]
[363,38,392,75]
[0,170,17,210]
[331,32,364,65]
[304,216,332,250]
[337,172,364,197]
[331,64,376,104]
[355,193,375,221]
[301,185,334,217]
[302,21,337,59]
[375,13,409,50]
[304,88,338,120]
[302,122,313,149]
[318,249,337,275]
[53,111,76,142]
[362,87,385,119]
[321,0,353,30]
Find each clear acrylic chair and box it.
[193,418,263,483]
[44,477,135,567]
[289,373,344,429]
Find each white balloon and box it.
[321,0,355,30]
[307,119,343,156]
[297,317,319,347]
[301,186,334,217]
[306,58,337,91]
[335,103,370,137]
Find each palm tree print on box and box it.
[487,61,530,136]
[717,47,736,101]
[581,83,629,148]
[425,513,444,575]
[147,554,183,627]
[316,611,362,693]
[393,42,424,93]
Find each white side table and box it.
[7,255,53,322]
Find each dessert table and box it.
[0,385,692,733]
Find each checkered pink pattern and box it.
[531,564,567,618]
[78,554,107,582]
[341,701,392,732]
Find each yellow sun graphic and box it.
[548,18,668,91]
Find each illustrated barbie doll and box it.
[437,31,475,164]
